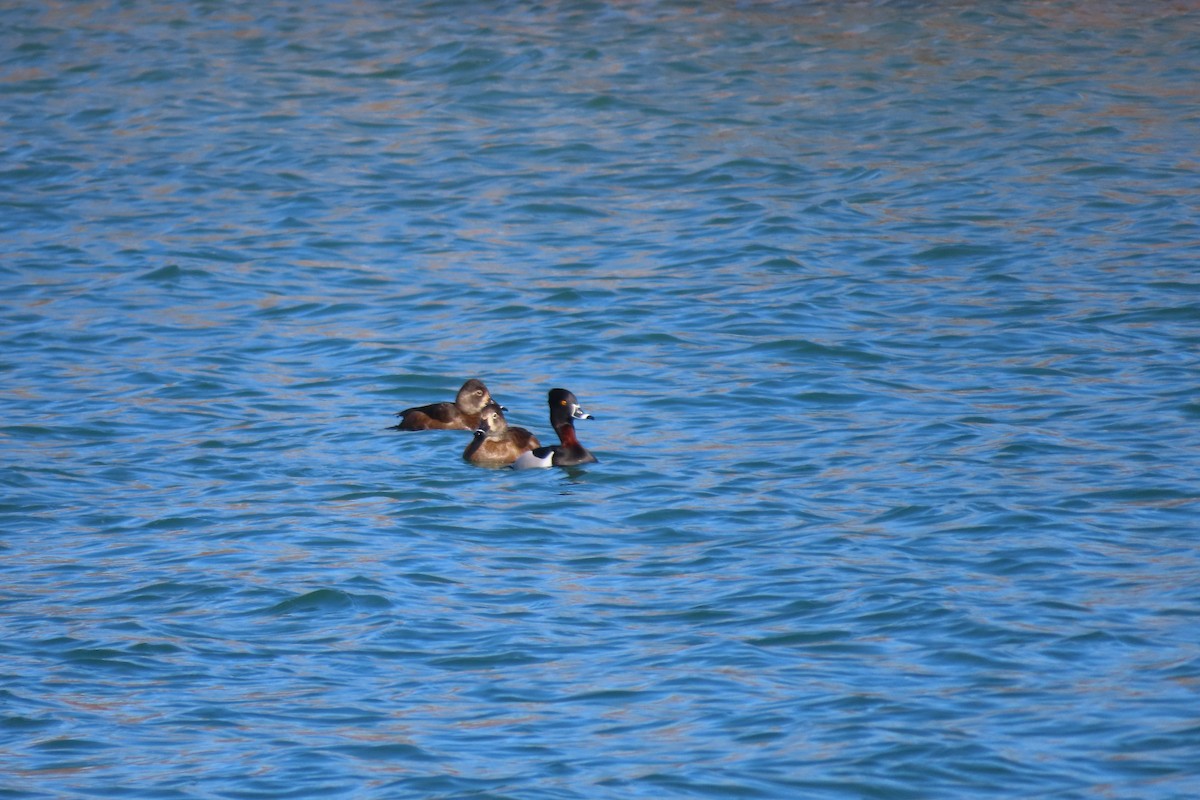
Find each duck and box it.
[391,378,496,431]
[463,403,541,465]
[511,388,597,469]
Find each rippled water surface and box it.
[3,1,1199,798]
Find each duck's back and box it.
[395,402,471,431]
[512,443,596,469]
[554,445,597,466]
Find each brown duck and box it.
[392,378,496,431]
[463,403,541,465]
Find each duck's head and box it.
[548,388,593,425]
[474,403,509,439]
[456,379,494,414]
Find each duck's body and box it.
[392,379,494,431]
[463,404,541,465]
[511,388,597,470]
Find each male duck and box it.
[511,388,597,469]
[463,403,541,465]
[391,378,496,431]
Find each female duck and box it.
[463,403,541,465]
[512,388,597,469]
[392,378,496,431]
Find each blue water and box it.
[3,1,1199,798]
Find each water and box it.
[3,1,1199,798]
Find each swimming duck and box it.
[511,388,597,469]
[463,403,541,465]
[391,378,495,431]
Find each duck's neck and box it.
[555,421,580,448]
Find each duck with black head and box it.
[463,403,541,465]
[511,388,597,469]
[391,378,496,431]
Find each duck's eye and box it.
[560,400,567,406]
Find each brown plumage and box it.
[463,404,541,465]
[392,378,495,431]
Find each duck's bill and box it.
[571,404,594,420]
